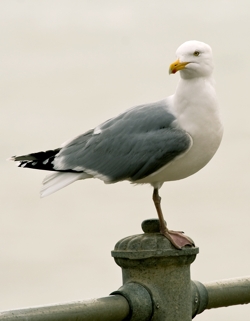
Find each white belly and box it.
[136,125,222,185]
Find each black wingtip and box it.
[9,148,62,172]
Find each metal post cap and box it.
[111,219,198,265]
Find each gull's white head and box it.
[169,40,214,79]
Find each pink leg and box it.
[152,188,194,249]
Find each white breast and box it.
[136,77,223,186]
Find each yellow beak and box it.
[169,59,189,74]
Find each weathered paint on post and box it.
[1,218,250,321]
[111,219,199,321]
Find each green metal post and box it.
[111,219,199,321]
[1,218,250,321]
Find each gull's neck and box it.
[173,75,217,114]
[169,74,221,138]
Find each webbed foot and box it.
[160,227,195,249]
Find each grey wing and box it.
[54,100,192,182]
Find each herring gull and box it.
[10,40,223,249]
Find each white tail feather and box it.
[40,172,91,198]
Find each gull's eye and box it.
[193,51,200,56]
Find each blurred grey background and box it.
[1,1,250,320]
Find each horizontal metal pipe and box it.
[0,295,130,321]
[1,277,250,320]
[204,276,250,309]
